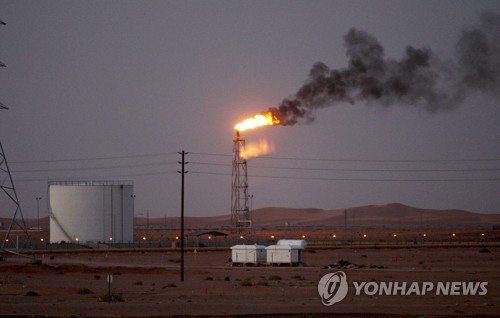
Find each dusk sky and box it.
[1,0,499,220]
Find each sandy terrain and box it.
[0,246,498,317]
[1,203,498,316]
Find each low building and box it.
[230,244,266,265]
[277,239,307,249]
[266,243,305,265]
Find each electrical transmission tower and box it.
[231,130,252,232]
[0,140,31,250]
[0,19,34,257]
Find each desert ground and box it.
[0,244,498,317]
[1,205,499,317]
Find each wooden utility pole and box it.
[178,150,188,282]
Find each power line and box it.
[9,150,500,183]
[10,152,178,164]
[11,157,498,174]
[15,163,498,182]
[14,170,177,182]
[190,151,500,163]
[11,161,177,173]
[256,156,500,163]
[10,150,500,165]
[190,152,231,158]
[190,161,500,173]
[190,171,500,182]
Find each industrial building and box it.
[265,245,304,265]
[230,244,266,265]
[48,181,134,244]
[266,240,307,265]
[230,239,307,266]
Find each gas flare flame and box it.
[234,111,280,132]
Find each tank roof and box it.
[48,180,133,186]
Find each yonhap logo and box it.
[317,271,348,306]
[318,271,489,306]
[352,281,488,296]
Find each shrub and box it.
[134,280,143,286]
[205,276,214,281]
[268,275,282,281]
[163,283,177,288]
[98,292,123,303]
[77,288,94,295]
[239,279,253,287]
[224,276,230,282]
[25,291,40,297]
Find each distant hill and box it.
[3,203,499,231]
[140,203,499,230]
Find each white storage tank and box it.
[231,244,266,264]
[48,181,134,244]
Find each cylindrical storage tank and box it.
[49,181,134,244]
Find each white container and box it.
[277,239,307,249]
[266,244,304,264]
[231,244,266,264]
[49,181,134,243]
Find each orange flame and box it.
[235,111,280,132]
[241,138,275,159]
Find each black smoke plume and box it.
[269,13,500,126]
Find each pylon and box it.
[0,19,34,257]
[0,139,32,251]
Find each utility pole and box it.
[36,197,42,229]
[177,150,188,282]
[344,209,347,229]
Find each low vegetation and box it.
[97,292,124,303]
[239,278,253,287]
[77,288,94,295]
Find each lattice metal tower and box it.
[0,138,31,250]
[0,19,34,256]
[231,130,251,232]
